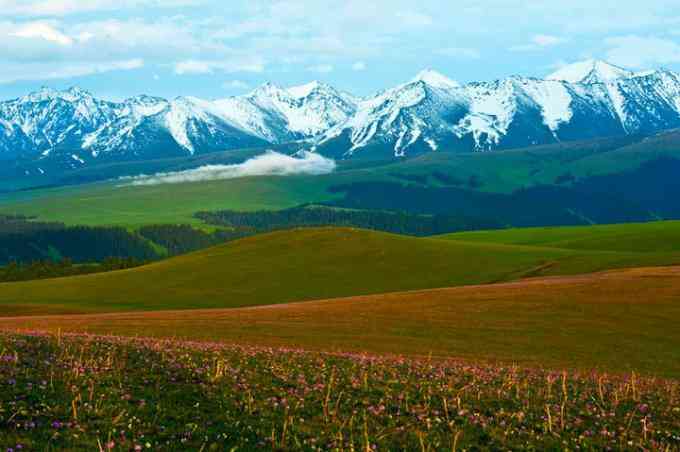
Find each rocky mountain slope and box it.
[316,60,680,158]
[0,83,357,176]
[2,60,680,178]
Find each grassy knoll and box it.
[3,266,680,377]
[3,333,678,450]
[440,220,680,252]
[0,228,573,316]
[1,227,680,318]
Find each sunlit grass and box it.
[2,228,680,318]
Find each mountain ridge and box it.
[2,59,680,181]
[316,65,680,157]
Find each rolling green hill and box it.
[2,226,680,317]
[5,265,680,377]
[440,220,680,253]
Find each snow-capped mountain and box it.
[316,60,680,157]
[547,59,633,84]
[0,82,357,174]
[317,71,469,157]
[0,87,118,163]
[213,81,358,142]
[2,59,680,179]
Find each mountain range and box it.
[2,59,680,180]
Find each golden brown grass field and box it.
[4,264,680,377]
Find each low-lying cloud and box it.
[120,150,336,186]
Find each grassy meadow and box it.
[4,265,680,378]
[2,226,680,317]
[3,332,679,451]
[2,140,680,449]
[1,179,680,449]
[2,132,680,228]
[0,175,339,227]
[1,222,680,377]
[440,220,680,252]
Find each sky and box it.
[1,0,680,101]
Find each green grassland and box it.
[2,131,679,227]
[389,130,680,193]
[0,175,339,227]
[2,225,680,317]
[440,220,680,252]
[1,133,680,379]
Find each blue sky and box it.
[1,0,680,100]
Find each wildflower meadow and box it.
[1,331,678,450]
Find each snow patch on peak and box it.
[212,79,358,141]
[425,137,438,151]
[251,82,285,97]
[164,98,208,154]
[455,80,519,149]
[65,86,92,98]
[547,60,633,84]
[287,81,323,98]
[123,95,168,117]
[23,86,95,103]
[413,69,460,89]
[522,81,573,132]
[634,70,658,78]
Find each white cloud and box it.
[75,31,94,43]
[0,15,268,84]
[10,21,72,45]
[207,2,441,66]
[0,58,143,84]
[121,151,336,186]
[604,35,680,68]
[510,34,567,52]
[0,0,204,17]
[533,34,567,47]
[436,47,481,59]
[352,61,366,71]
[395,11,433,27]
[0,17,209,65]
[174,59,264,75]
[173,60,212,75]
[1,0,680,89]
[68,18,212,57]
[307,64,334,74]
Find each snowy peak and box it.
[211,80,358,142]
[3,62,680,179]
[288,81,358,105]
[122,95,168,116]
[317,63,680,158]
[547,60,633,84]
[413,69,460,89]
[21,86,97,103]
[287,81,324,98]
[250,82,284,97]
